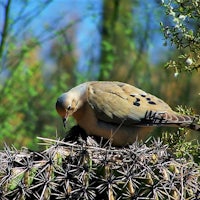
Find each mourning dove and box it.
[56,81,200,146]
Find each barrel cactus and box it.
[0,126,199,200]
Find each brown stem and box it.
[0,0,11,59]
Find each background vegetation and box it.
[0,0,199,150]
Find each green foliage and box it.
[161,0,200,73]
[0,53,55,149]
[161,105,200,164]
[175,105,197,116]
[162,129,200,164]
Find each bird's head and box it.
[56,92,78,127]
[56,83,88,127]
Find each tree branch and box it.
[0,0,11,59]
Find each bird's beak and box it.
[63,114,68,128]
[63,117,67,128]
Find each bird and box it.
[56,81,200,146]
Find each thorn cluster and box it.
[0,131,199,199]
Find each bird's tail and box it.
[140,110,200,132]
[176,114,200,132]
[188,123,200,132]
[145,111,200,132]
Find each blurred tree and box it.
[99,0,149,83]
[0,0,77,149]
[48,25,78,88]
[98,0,161,92]
[99,0,136,81]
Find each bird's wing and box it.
[86,81,192,126]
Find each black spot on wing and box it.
[148,101,156,105]
[133,102,140,107]
[143,96,157,105]
[133,97,141,107]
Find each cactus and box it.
[0,126,199,200]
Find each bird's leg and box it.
[102,119,126,147]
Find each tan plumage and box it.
[56,81,200,146]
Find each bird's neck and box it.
[71,82,88,109]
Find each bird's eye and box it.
[67,105,71,110]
